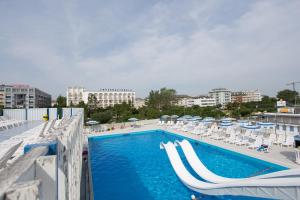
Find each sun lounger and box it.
[248,137,263,149]
[281,136,295,148]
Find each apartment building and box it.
[66,86,85,106]
[67,86,136,108]
[231,90,262,103]
[0,84,51,108]
[177,96,216,107]
[209,88,231,106]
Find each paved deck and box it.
[87,123,300,169]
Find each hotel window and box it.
[282,125,286,131]
[290,126,294,132]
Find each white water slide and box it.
[161,141,300,200]
[175,139,300,183]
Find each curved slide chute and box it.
[161,141,300,200]
[176,139,300,183]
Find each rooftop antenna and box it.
[286,81,300,106]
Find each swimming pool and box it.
[88,130,287,200]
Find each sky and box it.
[0,0,300,98]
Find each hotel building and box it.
[67,87,136,108]
[231,90,262,103]
[209,88,232,106]
[0,84,51,108]
[177,96,216,107]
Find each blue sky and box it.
[1,0,300,98]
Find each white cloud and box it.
[0,0,299,97]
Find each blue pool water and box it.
[88,130,287,200]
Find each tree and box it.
[112,102,132,122]
[76,101,88,121]
[91,111,113,124]
[277,89,299,105]
[146,88,177,110]
[0,105,3,116]
[88,94,98,110]
[56,96,66,107]
[239,106,251,117]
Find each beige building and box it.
[67,86,136,108]
[231,90,262,103]
[0,89,4,107]
[177,96,216,107]
[66,86,85,106]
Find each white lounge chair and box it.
[281,136,295,148]
[295,149,300,165]
[236,136,250,146]
[269,133,276,143]
[273,134,284,145]
[248,137,263,149]
[224,133,236,143]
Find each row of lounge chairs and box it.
[167,121,296,151]
[0,117,26,131]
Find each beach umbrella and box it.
[203,117,215,122]
[177,117,186,121]
[182,115,192,119]
[242,124,260,130]
[220,122,233,127]
[161,115,170,119]
[192,116,202,120]
[237,120,249,126]
[221,118,233,123]
[258,122,275,126]
[86,120,99,125]
[128,117,139,122]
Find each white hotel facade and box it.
[177,96,216,107]
[209,88,232,106]
[67,87,135,108]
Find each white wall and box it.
[3,108,82,121]
[27,108,47,121]
[48,108,58,120]
[4,109,26,120]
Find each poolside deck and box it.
[87,122,300,169]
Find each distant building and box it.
[209,88,231,106]
[231,90,262,103]
[0,84,51,108]
[51,99,57,107]
[177,96,216,107]
[135,98,146,108]
[66,86,85,106]
[67,86,136,108]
